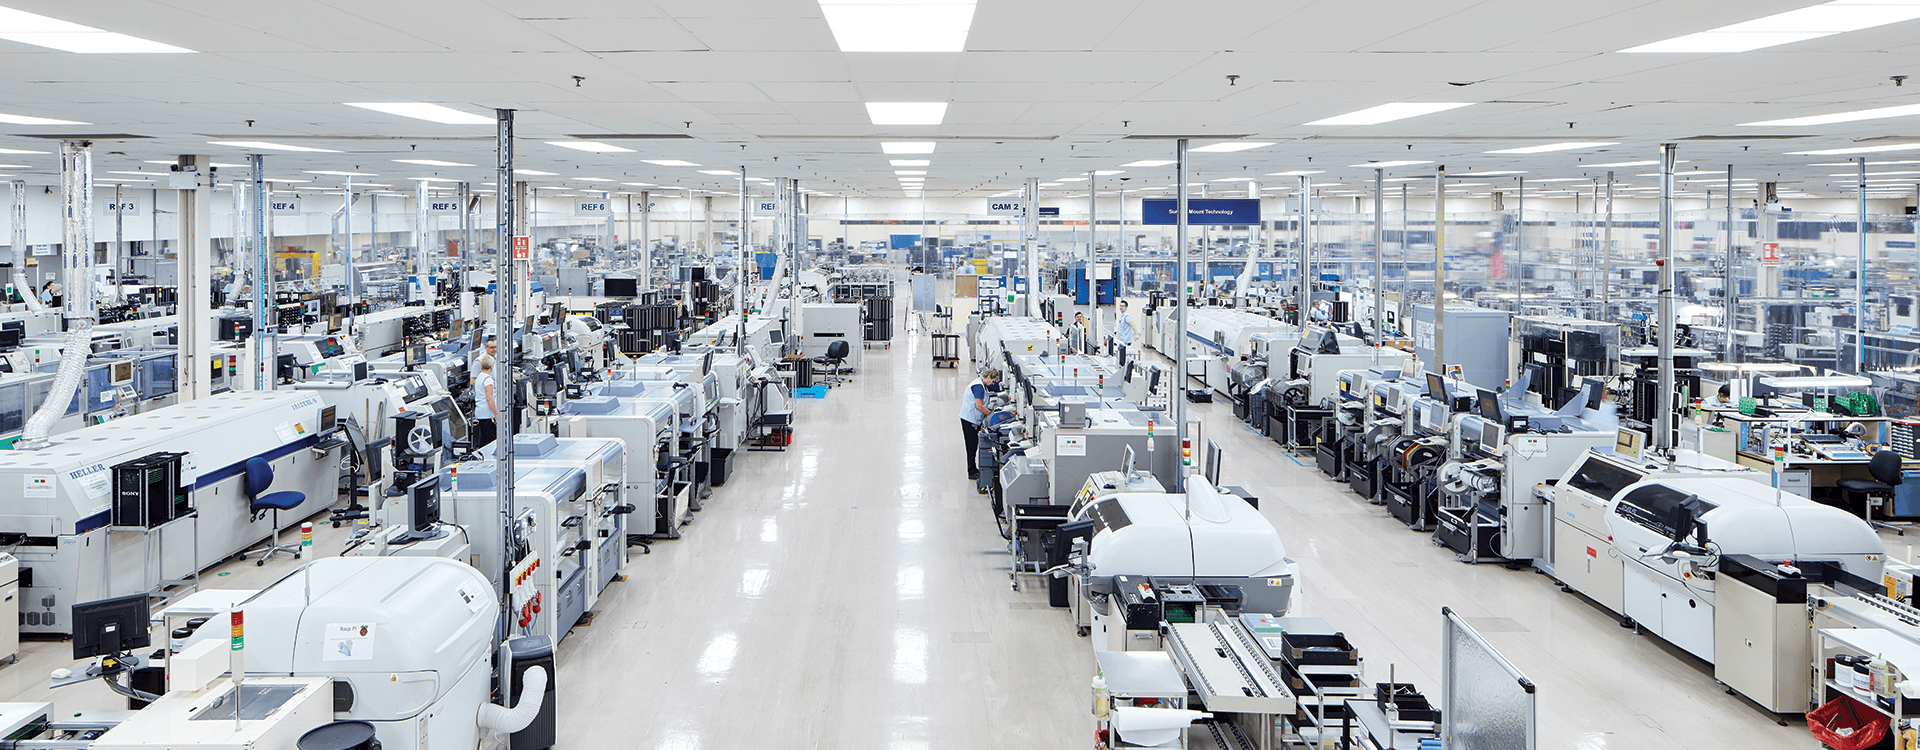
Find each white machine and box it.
[559,394,686,541]
[0,391,336,635]
[978,317,1062,368]
[1546,447,1767,615]
[801,302,863,369]
[1604,477,1883,663]
[1074,477,1299,651]
[76,557,543,750]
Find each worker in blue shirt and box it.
[1113,299,1136,353]
[959,368,1002,481]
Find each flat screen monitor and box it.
[110,361,134,385]
[603,277,638,298]
[0,327,21,350]
[1616,428,1645,460]
[394,475,442,543]
[1426,372,1446,401]
[1476,389,1502,423]
[319,404,337,435]
[769,328,784,345]
[1122,444,1137,476]
[1204,439,1223,487]
[72,593,151,659]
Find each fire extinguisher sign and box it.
[1761,242,1781,266]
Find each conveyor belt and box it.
[1166,620,1297,715]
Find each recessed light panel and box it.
[881,142,936,155]
[866,102,947,125]
[0,7,194,53]
[818,0,976,52]
[346,103,492,125]
[1484,142,1618,154]
[1190,142,1273,153]
[1305,102,1472,126]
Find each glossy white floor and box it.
[0,314,1839,750]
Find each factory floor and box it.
[0,305,1885,749]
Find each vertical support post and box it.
[1025,178,1040,318]
[1515,176,1524,312]
[415,178,430,304]
[1857,157,1869,373]
[1656,144,1678,451]
[738,167,748,348]
[1297,176,1311,312]
[1373,169,1384,356]
[1434,166,1448,376]
[113,184,124,303]
[1088,172,1098,343]
[343,176,356,333]
[640,191,652,291]
[1174,138,1190,491]
[179,154,214,402]
[458,182,471,277]
[368,194,378,255]
[1603,172,1614,315]
[603,190,614,267]
[251,155,271,391]
[1724,165,1737,363]
[492,108,517,649]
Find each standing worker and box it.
[473,355,499,448]
[1113,299,1136,354]
[960,368,1002,482]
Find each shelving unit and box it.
[1816,628,1920,724]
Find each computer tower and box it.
[110,452,186,529]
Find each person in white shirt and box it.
[959,368,1002,481]
[473,355,498,448]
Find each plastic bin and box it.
[1808,695,1889,750]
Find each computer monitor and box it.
[769,328,784,345]
[110,361,134,385]
[1122,444,1137,477]
[603,277,638,298]
[0,326,21,351]
[71,593,151,660]
[318,404,337,435]
[1616,428,1645,460]
[701,351,715,377]
[1204,439,1223,487]
[393,475,443,543]
[405,344,427,367]
[1426,372,1447,401]
[1476,388,1503,423]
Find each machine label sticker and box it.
[23,475,53,499]
[1056,435,1087,457]
[455,580,488,613]
[69,464,111,503]
[274,422,298,443]
[323,622,374,661]
[290,396,322,411]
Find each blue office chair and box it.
[243,457,306,565]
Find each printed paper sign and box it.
[323,623,376,661]
[23,475,53,499]
[1056,434,1087,457]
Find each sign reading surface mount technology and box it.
[1141,198,1261,226]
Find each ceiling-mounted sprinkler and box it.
[1226,75,1240,86]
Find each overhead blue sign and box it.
[1889,240,1916,249]
[1142,198,1261,226]
[1038,206,1061,217]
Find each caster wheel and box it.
[1076,627,1090,637]
[295,552,303,559]
[256,559,265,566]
[332,522,341,528]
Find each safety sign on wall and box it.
[1761,242,1781,266]
[512,236,530,259]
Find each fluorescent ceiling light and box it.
[882,142,936,155]
[1058,177,1087,182]
[890,159,930,167]
[620,182,654,187]
[207,141,339,153]
[1092,170,1125,176]
[0,164,24,169]
[144,159,244,167]
[1268,170,1326,176]
[1786,143,1920,155]
[0,112,86,126]
[1122,160,1176,167]
[1743,102,1920,128]
[1528,178,1590,183]
[393,159,474,167]
[643,159,700,167]
[866,102,947,125]
[1812,159,1920,166]
[573,177,616,182]
[818,0,976,52]
[0,147,46,155]
[546,140,632,153]
[1622,1,1920,54]
[1350,160,1431,168]
[1190,141,1273,153]
[1039,183,1061,187]
[1452,171,1527,177]
[1305,102,1473,126]
[1484,142,1618,154]
[513,169,556,176]
[698,170,738,175]
[105,170,155,176]
[1582,160,1688,168]
[264,178,308,183]
[303,170,376,177]
[0,7,194,53]
[894,170,926,175]
[345,102,491,125]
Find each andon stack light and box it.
[1182,437,1192,467]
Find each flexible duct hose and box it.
[9,181,44,311]
[477,664,547,734]
[22,144,94,451]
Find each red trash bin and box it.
[1808,695,1890,750]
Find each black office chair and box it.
[814,339,852,386]
[242,457,307,564]
[1839,449,1907,532]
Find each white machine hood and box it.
[239,557,496,682]
[1084,477,1295,579]
[1607,477,1884,580]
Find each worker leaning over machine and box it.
[960,367,1003,483]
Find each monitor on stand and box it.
[71,593,152,661]
[392,475,444,543]
[1204,439,1223,487]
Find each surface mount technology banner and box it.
[1141,198,1261,226]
